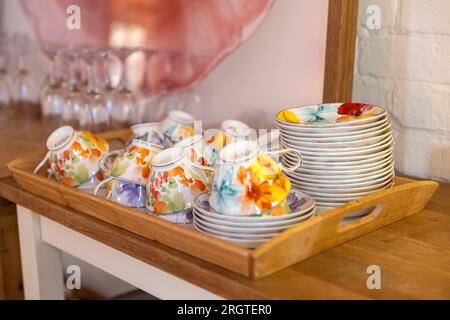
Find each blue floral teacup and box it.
[94,178,147,208]
[160,110,195,144]
[209,141,302,216]
[131,122,172,148]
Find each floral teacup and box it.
[160,110,195,144]
[203,120,255,166]
[94,178,147,208]
[99,139,163,186]
[174,135,216,167]
[146,147,214,214]
[34,126,109,187]
[221,119,253,143]
[131,122,172,148]
[209,141,302,216]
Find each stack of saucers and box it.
[276,103,394,209]
[193,190,316,248]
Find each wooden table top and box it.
[1,112,450,299]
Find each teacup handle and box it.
[266,148,303,172]
[93,177,113,196]
[99,150,124,173]
[34,151,51,174]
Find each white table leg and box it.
[16,205,65,300]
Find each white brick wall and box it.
[353,0,450,182]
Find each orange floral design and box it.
[134,147,150,165]
[141,166,150,179]
[237,167,272,212]
[81,131,108,152]
[236,155,290,213]
[190,179,207,195]
[153,199,169,214]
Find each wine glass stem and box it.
[86,62,97,93]
[118,55,130,91]
[48,55,58,84]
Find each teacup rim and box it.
[46,126,75,151]
[131,122,161,130]
[219,140,259,163]
[151,147,185,168]
[129,138,164,151]
[168,110,195,125]
[105,175,147,187]
[221,119,251,137]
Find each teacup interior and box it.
[46,126,74,151]
[220,141,258,163]
[151,147,184,167]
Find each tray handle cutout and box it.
[337,204,384,233]
[251,180,439,279]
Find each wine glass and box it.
[110,47,138,129]
[40,44,65,119]
[78,47,109,132]
[61,47,83,127]
[14,47,40,115]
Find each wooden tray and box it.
[7,130,439,279]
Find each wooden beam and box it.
[323,0,359,102]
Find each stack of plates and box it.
[276,103,395,209]
[193,190,316,248]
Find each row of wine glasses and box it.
[40,45,139,131]
[0,33,204,131]
[40,44,204,132]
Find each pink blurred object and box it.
[20,0,274,93]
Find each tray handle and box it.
[250,179,439,279]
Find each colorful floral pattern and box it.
[147,165,209,214]
[203,130,232,166]
[108,142,162,186]
[131,124,173,148]
[176,136,217,167]
[106,179,146,208]
[196,190,316,218]
[160,119,195,144]
[210,153,291,215]
[50,131,108,187]
[277,103,385,125]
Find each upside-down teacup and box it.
[221,119,253,143]
[98,139,163,186]
[131,122,172,148]
[160,110,195,144]
[34,126,109,187]
[174,134,216,167]
[209,141,303,216]
[96,179,147,208]
[93,140,163,207]
[146,147,214,214]
[202,120,255,166]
